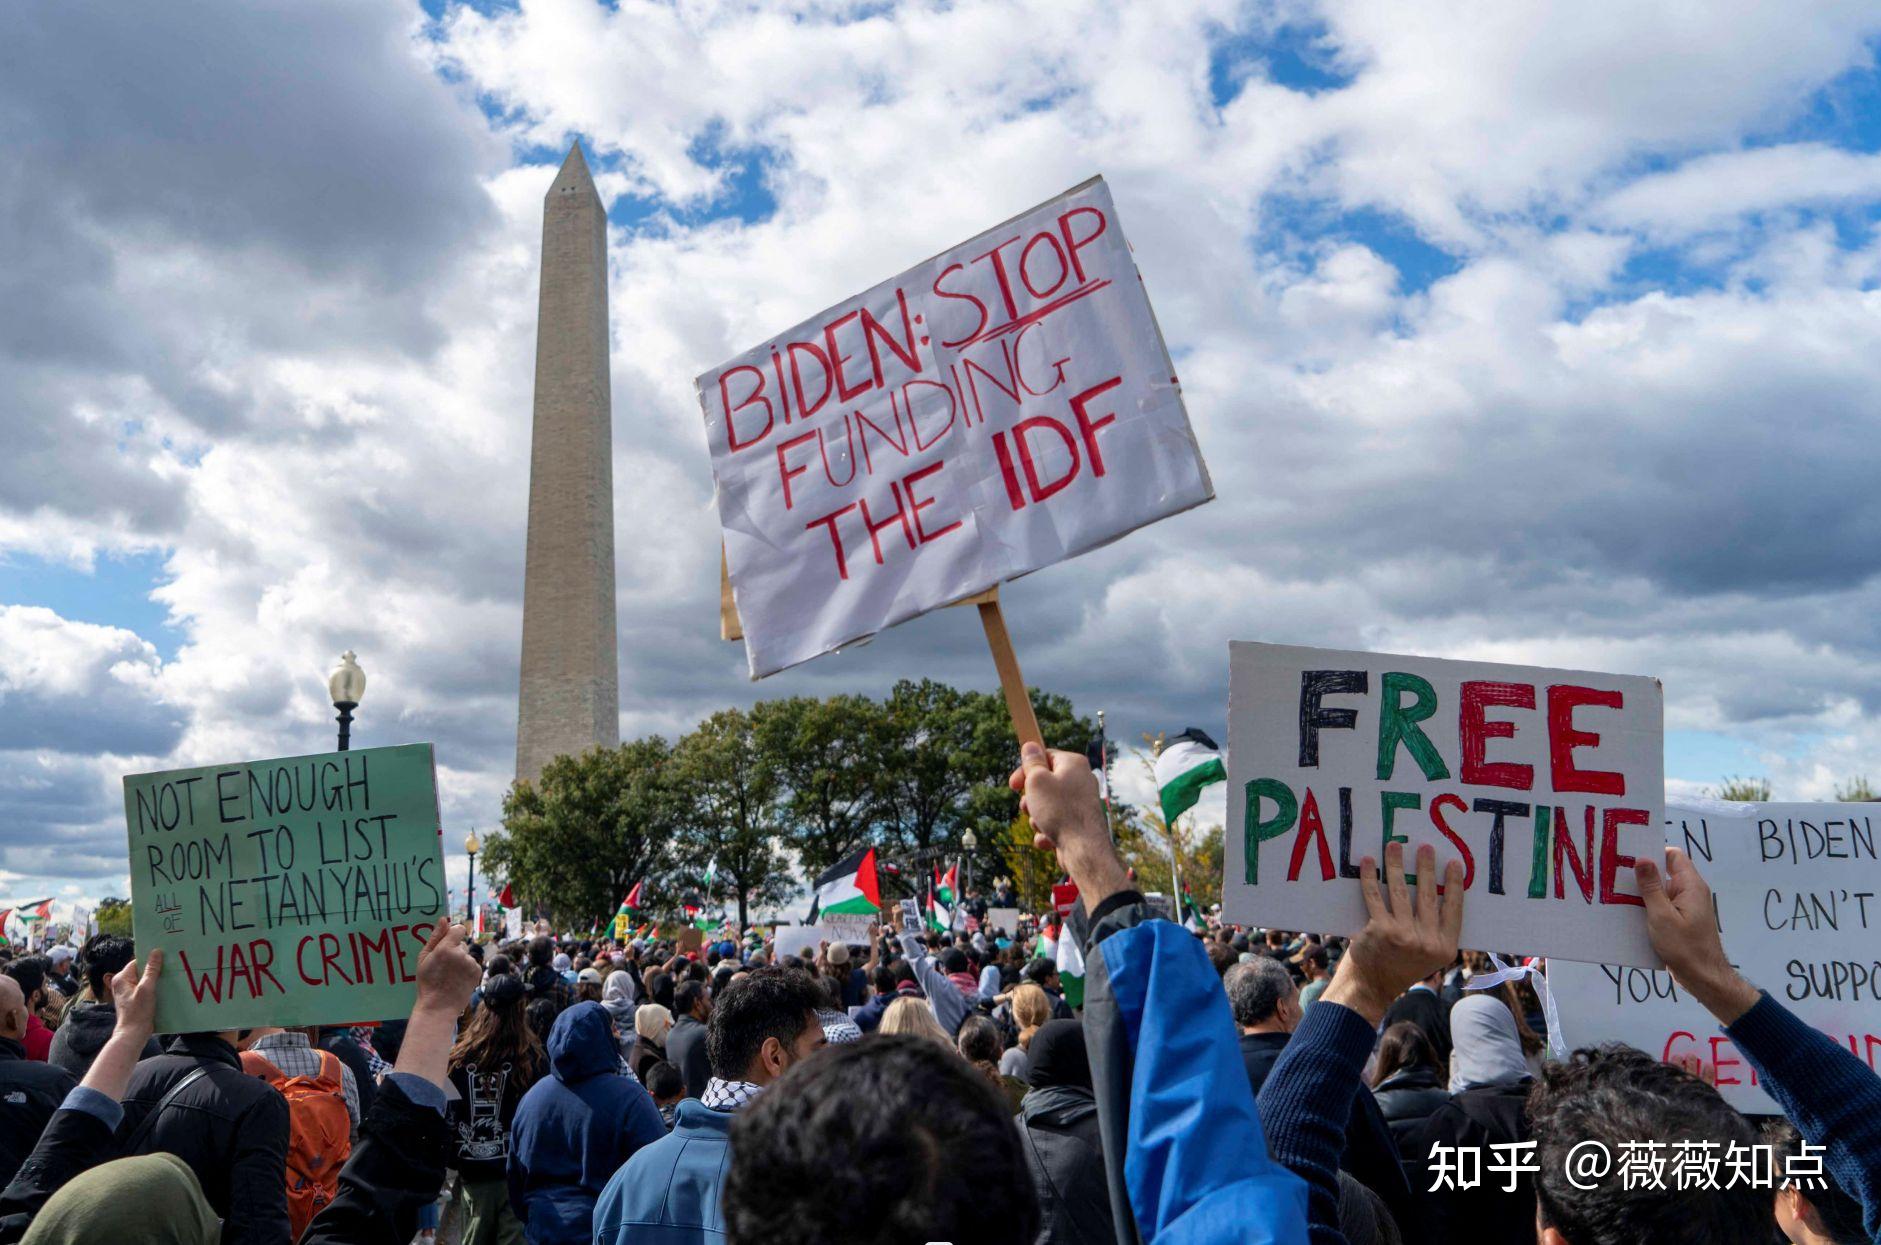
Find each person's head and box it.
[1021,958,1059,992]
[4,955,49,1009]
[1447,994,1532,1092]
[528,935,553,969]
[724,1035,1038,1245]
[575,968,604,1002]
[47,945,75,976]
[1225,957,1300,1034]
[0,974,25,1041]
[1299,943,1330,981]
[645,969,675,1012]
[23,1152,219,1245]
[643,1059,686,1108]
[675,978,710,1022]
[878,996,952,1046]
[1024,1019,1090,1090]
[485,953,514,978]
[1369,1021,1438,1088]
[635,1003,674,1047]
[870,964,897,997]
[713,964,737,996]
[1206,940,1238,978]
[889,958,917,988]
[79,934,137,998]
[1010,982,1052,1047]
[1529,1045,1770,1245]
[955,1014,1003,1078]
[1265,929,1286,949]
[940,947,969,976]
[1766,1118,1867,1245]
[706,965,826,1087]
[826,942,850,969]
[449,973,542,1080]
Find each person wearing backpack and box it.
[241,1026,357,1238]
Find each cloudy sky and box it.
[5,0,1881,913]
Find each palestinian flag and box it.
[1055,924,1086,1009]
[926,890,951,934]
[936,861,958,909]
[498,882,516,908]
[1156,728,1226,827]
[808,847,880,924]
[623,880,645,911]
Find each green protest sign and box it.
[124,743,446,1034]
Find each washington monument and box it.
[516,142,619,784]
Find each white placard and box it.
[774,925,829,961]
[823,913,876,945]
[1548,802,1881,1112]
[699,177,1212,678]
[1224,642,1664,966]
[986,906,1023,936]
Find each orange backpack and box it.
[242,1048,352,1239]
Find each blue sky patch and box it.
[1,550,179,662]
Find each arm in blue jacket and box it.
[1257,999,1377,1245]
[1725,992,1881,1242]
[1084,893,1311,1245]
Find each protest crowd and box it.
[1,745,1878,1245]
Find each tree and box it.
[674,708,793,928]
[94,897,133,938]
[483,739,684,929]
[1836,776,1877,802]
[1713,776,1772,802]
[754,694,883,877]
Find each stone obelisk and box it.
[516,142,619,784]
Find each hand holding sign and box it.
[1635,848,1761,1024]
[110,947,163,1042]
[1323,843,1465,1025]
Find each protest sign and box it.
[1224,643,1664,966]
[776,924,832,961]
[1548,801,1881,1111]
[700,176,1212,679]
[124,744,445,1033]
[824,913,876,945]
[987,906,1022,936]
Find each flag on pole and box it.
[936,862,958,909]
[0,908,11,946]
[623,880,645,911]
[1053,919,1085,1008]
[1155,728,1226,827]
[927,864,953,933]
[807,847,880,925]
[498,882,516,908]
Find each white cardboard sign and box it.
[1224,642,1664,966]
[699,177,1212,678]
[1548,802,1881,1112]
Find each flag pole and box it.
[976,589,1043,747]
[1151,735,1184,906]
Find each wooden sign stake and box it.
[977,590,1044,748]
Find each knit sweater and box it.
[1255,1000,1378,1245]
[1726,991,1881,1243]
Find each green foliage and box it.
[94,897,134,938]
[483,737,684,929]
[1713,775,1773,802]
[1836,776,1877,802]
[492,680,1101,929]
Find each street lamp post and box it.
[328,651,366,752]
[465,830,480,933]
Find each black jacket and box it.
[1381,988,1452,1070]
[664,1015,710,1099]
[1017,1085,1116,1245]
[0,1037,75,1189]
[117,1033,291,1245]
[306,1077,452,1245]
[1403,1079,1534,1245]
[1373,1065,1450,1149]
[321,1030,378,1122]
[1239,1031,1290,1096]
[45,1003,161,1080]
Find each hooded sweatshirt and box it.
[1017,1021,1116,1245]
[507,1003,667,1245]
[23,1153,219,1245]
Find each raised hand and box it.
[1008,742,1129,910]
[1635,847,1760,1023]
[1322,842,1465,1025]
[110,948,163,1041]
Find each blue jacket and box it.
[507,1003,665,1245]
[592,1099,733,1244]
[1080,893,1311,1245]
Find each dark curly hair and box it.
[706,965,823,1082]
[1528,1044,1771,1245]
[724,1035,1037,1245]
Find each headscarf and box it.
[23,1154,219,1245]
[552,952,572,972]
[634,1002,674,1045]
[602,969,638,1024]
[1024,1019,1091,1090]
[1448,994,1533,1093]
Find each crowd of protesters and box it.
[0,743,1877,1243]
